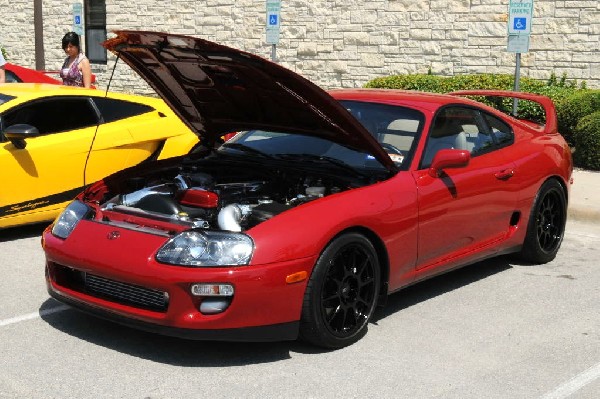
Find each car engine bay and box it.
[96,155,375,233]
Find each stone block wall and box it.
[1,0,598,94]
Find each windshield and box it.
[221,130,389,173]
[220,101,424,172]
[340,100,424,169]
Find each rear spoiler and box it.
[449,90,558,135]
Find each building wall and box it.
[2,0,599,94]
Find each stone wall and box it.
[2,0,598,94]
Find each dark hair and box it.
[62,32,80,51]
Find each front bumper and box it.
[43,221,315,342]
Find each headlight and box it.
[51,200,92,239]
[156,230,254,267]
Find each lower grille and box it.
[84,273,169,312]
[49,263,168,313]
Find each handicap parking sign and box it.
[508,0,533,35]
[269,15,278,26]
[513,17,526,31]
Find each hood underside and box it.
[103,30,396,172]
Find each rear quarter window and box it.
[0,93,16,106]
[93,97,154,123]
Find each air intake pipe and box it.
[218,204,243,232]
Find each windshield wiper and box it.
[220,142,275,159]
[277,153,369,178]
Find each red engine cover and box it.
[178,189,219,208]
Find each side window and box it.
[2,98,98,136]
[484,113,514,147]
[422,107,485,168]
[84,0,107,64]
[92,97,154,123]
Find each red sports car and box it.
[43,31,572,348]
[4,63,61,84]
[4,62,96,86]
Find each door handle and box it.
[494,169,514,180]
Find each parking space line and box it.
[540,362,600,399]
[0,305,70,327]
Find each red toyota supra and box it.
[43,31,572,348]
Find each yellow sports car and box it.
[0,83,199,229]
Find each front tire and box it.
[299,233,381,348]
[519,179,567,264]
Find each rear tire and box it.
[299,233,381,349]
[519,179,567,264]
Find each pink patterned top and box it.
[60,53,87,87]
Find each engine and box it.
[101,164,347,232]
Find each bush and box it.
[556,90,600,145]
[573,111,600,171]
[370,74,573,124]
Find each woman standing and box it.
[59,32,92,88]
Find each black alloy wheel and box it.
[536,188,565,253]
[520,179,567,264]
[300,233,381,348]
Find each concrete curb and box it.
[568,169,600,225]
[568,208,600,224]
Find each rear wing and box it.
[449,90,558,135]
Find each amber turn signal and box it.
[286,271,308,284]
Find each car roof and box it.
[329,88,474,113]
[0,83,165,107]
[0,83,96,97]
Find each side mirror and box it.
[428,149,470,177]
[4,124,40,149]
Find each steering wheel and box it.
[380,142,403,155]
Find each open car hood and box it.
[103,30,396,172]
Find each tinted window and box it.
[0,93,16,106]
[1,97,98,136]
[93,97,154,123]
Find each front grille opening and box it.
[51,263,168,312]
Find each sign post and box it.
[507,0,534,116]
[266,0,281,62]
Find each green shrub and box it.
[556,90,600,145]
[573,111,600,171]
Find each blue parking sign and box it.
[513,18,527,31]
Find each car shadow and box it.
[373,256,512,322]
[39,298,320,365]
[0,222,49,242]
[39,256,513,364]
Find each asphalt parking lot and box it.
[1,219,599,399]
